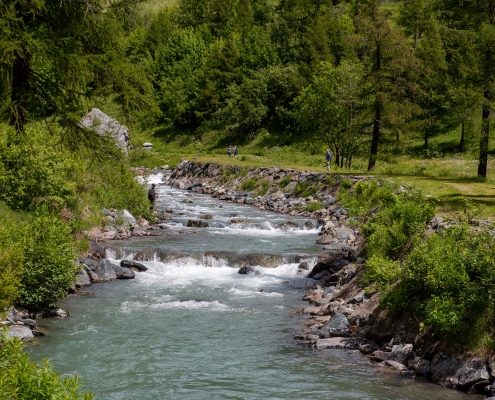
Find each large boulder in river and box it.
[7,325,34,341]
[80,108,130,153]
[234,253,287,268]
[321,313,350,337]
[113,265,135,279]
[121,260,148,271]
[88,259,117,282]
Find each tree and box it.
[292,60,364,168]
[355,0,422,171]
[0,0,157,133]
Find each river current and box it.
[29,174,478,399]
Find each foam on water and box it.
[136,173,164,185]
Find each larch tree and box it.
[0,0,156,135]
[354,0,422,171]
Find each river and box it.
[28,174,478,399]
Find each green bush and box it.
[0,125,76,211]
[0,203,24,312]
[18,209,77,310]
[306,201,323,212]
[0,330,93,399]
[279,176,291,188]
[372,226,495,347]
[295,181,318,198]
[241,178,258,191]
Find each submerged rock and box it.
[235,253,287,269]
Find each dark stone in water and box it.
[113,265,135,279]
[187,220,209,228]
[238,266,260,275]
[121,260,148,271]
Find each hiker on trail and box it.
[227,146,232,158]
[326,149,332,171]
[148,184,158,209]
[234,146,238,158]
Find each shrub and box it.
[279,176,291,188]
[0,330,93,399]
[18,209,77,310]
[295,181,318,198]
[0,203,24,311]
[306,201,323,212]
[241,178,258,191]
[258,180,270,196]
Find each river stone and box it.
[187,220,209,228]
[278,221,298,230]
[371,350,393,362]
[113,265,135,279]
[133,249,159,261]
[90,259,117,282]
[430,352,460,386]
[322,313,350,337]
[235,253,287,269]
[121,210,137,226]
[202,251,234,267]
[238,266,260,275]
[75,267,91,287]
[8,325,34,340]
[453,357,490,389]
[315,337,365,349]
[390,343,415,365]
[408,357,431,376]
[385,360,408,373]
[120,260,148,272]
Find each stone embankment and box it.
[165,160,495,398]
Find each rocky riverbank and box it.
[5,159,493,398]
[162,160,495,398]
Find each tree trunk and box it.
[368,107,381,171]
[478,2,494,178]
[459,117,466,153]
[478,102,490,178]
[10,51,29,132]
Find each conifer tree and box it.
[1,0,156,133]
[355,0,421,171]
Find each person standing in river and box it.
[326,149,332,171]
[148,184,158,209]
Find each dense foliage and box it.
[341,180,495,349]
[0,331,93,399]
[118,0,495,175]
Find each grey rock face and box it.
[75,267,91,287]
[322,313,350,337]
[113,265,136,280]
[235,253,287,269]
[408,357,431,376]
[89,259,117,282]
[8,325,34,340]
[80,108,130,153]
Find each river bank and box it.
[8,159,492,398]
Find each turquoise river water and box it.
[28,174,480,399]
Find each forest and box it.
[2,0,495,175]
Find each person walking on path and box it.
[234,146,238,158]
[148,184,158,209]
[227,146,232,158]
[326,149,332,171]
